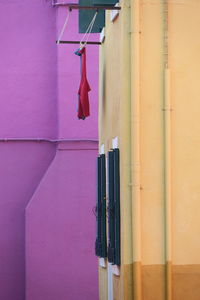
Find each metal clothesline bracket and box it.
[53,2,121,10]
[56,40,102,45]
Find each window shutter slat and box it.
[108,150,115,263]
[95,156,102,257]
[100,154,107,258]
[114,148,120,266]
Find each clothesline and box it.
[53,3,121,10]
[56,40,101,45]
[57,9,100,46]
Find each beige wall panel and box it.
[99,13,121,147]
[169,0,200,264]
[142,265,165,300]
[99,41,106,147]
[139,0,165,265]
[123,264,133,300]
[99,265,108,300]
[113,264,133,300]
[172,265,200,300]
[113,275,121,300]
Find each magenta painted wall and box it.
[26,142,98,300]
[0,1,58,299]
[0,0,58,138]
[0,0,98,299]
[0,142,56,300]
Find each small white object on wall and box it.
[99,258,107,268]
[100,144,105,154]
[112,265,120,276]
[112,137,118,149]
[100,28,105,43]
[110,3,120,22]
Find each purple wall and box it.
[0,1,58,299]
[0,0,58,138]
[0,142,55,300]
[26,142,98,300]
[0,0,98,299]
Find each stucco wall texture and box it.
[0,1,98,300]
[99,1,200,299]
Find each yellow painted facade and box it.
[98,0,200,299]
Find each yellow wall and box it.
[99,0,200,299]
[99,0,132,298]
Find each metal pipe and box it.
[163,1,172,299]
[53,3,121,10]
[56,40,101,45]
[0,138,98,143]
[164,68,172,300]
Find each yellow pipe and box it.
[163,1,172,298]
[164,68,172,300]
[130,0,142,299]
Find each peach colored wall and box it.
[99,0,200,299]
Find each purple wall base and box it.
[0,142,56,300]
[26,141,98,300]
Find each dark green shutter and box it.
[79,0,105,33]
[108,150,115,263]
[95,156,102,256]
[113,148,120,266]
[100,154,107,258]
[107,148,121,266]
[95,154,107,258]
[95,150,120,263]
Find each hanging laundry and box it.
[74,13,98,119]
[75,47,91,120]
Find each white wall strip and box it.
[108,263,113,300]
[110,3,120,22]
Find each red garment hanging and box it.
[77,47,91,120]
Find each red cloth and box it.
[78,47,91,120]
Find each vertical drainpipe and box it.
[130,0,142,299]
[164,68,172,300]
[163,1,172,299]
